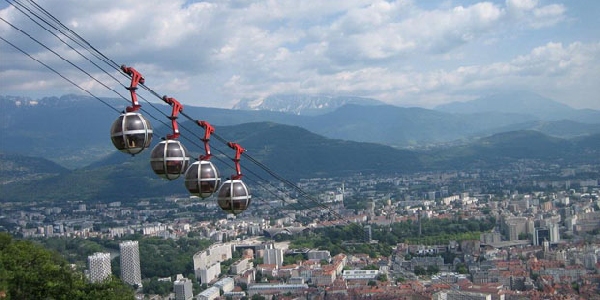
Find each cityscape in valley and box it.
[2,155,600,299]
[2,0,600,299]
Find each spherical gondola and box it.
[110,112,153,155]
[150,139,190,180]
[217,179,251,214]
[184,160,221,198]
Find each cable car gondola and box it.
[184,121,221,198]
[217,142,251,214]
[110,112,153,155]
[149,96,190,180]
[110,65,152,155]
[150,139,190,180]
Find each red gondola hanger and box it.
[197,120,214,160]
[228,142,245,180]
[184,120,221,199]
[149,95,190,180]
[120,64,145,112]
[162,96,183,139]
[110,65,152,155]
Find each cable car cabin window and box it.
[232,182,246,197]
[112,136,126,149]
[125,134,146,148]
[218,198,232,210]
[221,186,232,198]
[166,160,187,174]
[185,182,199,193]
[187,166,199,178]
[151,144,165,157]
[233,200,246,210]
[125,115,145,130]
[111,116,124,133]
[201,166,217,178]
[151,161,166,174]
[166,143,184,156]
[201,181,217,190]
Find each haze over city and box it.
[1,0,599,110]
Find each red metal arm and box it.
[120,65,145,112]
[228,142,245,180]
[197,120,214,160]
[162,96,183,139]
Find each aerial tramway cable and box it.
[5,0,381,243]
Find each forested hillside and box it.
[0,233,135,299]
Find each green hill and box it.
[0,232,135,299]
[2,124,599,204]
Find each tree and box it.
[142,278,173,296]
[0,233,135,299]
[413,266,426,276]
[426,265,440,275]
[455,263,468,274]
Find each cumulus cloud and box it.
[0,0,597,109]
[505,0,565,28]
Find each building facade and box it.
[119,240,142,287]
[87,252,112,283]
[264,248,284,267]
[197,286,220,300]
[173,277,193,300]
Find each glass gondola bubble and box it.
[184,160,221,198]
[150,139,190,180]
[217,142,251,214]
[110,112,153,155]
[217,179,251,215]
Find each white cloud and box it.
[0,0,597,109]
[506,0,539,13]
[505,0,565,28]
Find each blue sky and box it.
[1,0,598,109]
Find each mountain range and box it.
[434,90,600,123]
[1,121,599,204]
[235,91,600,146]
[2,91,599,167]
[1,91,599,203]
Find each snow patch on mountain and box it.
[233,94,385,116]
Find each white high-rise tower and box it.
[88,252,112,283]
[119,240,142,287]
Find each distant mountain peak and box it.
[434,91,579,120]
[0,94,98,109]
[233,94,385,116]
